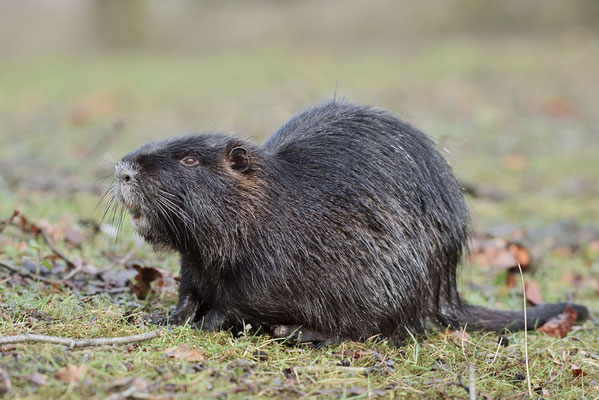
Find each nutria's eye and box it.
[181,157,199,166]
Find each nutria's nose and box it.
[115,162,135,184]
[116,171,131,184]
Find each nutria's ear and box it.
[227,146,250,173]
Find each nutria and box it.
[112,100,588,344]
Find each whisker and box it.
[156,191,202,250]
[107,151,119,163]
[97,181,116,214]
[154,196,184,247]
[90,151,117,168]
[114,207,126,244]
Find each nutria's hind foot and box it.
[146,313,167,325]
[272,325,336,347]
[192,309,228,332]
[148,295,200,326]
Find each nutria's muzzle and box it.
[114,161,144,225]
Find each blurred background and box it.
[0,0,598,229]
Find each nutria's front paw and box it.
[191,309,228,332]
[147,312,189,326]
[148,297,200,326]
[146,312,168,325]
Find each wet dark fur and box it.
[113,101,588,343]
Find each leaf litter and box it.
[0,209,177,300]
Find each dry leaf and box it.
[571,364,587,378]
[131,263,176,299]
[507,242,531,270]
[165,344,205,362]
[50,282,63,294]
[468,236,531,272]
[36,219,64,243]
[132,265,164,299]
[537,306,577,338]
[13,213,32,232]
[524,280,544,306]
[54,364,88,383]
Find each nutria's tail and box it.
[452,302,589,332]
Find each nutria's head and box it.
[111,134,262,253]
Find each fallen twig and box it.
[0,329,161,348]
[0,259,73,288]
[40,228,78,269]
[63,263,84,281]
[85,287,131,296]
[293,365,370,374]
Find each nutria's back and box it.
[243,102,468,337]
[115,100,588,342]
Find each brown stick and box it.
[0,330,161,348]
[63,263,84,281]
[0,259,74,289]
[40,228,77,269]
